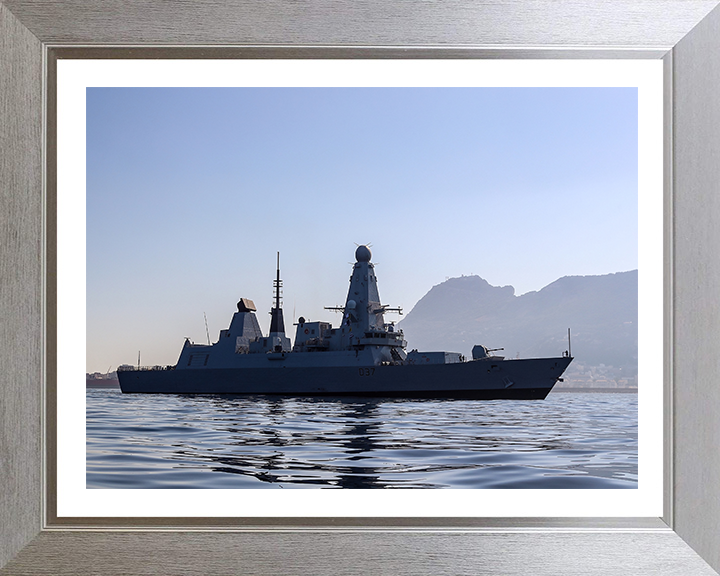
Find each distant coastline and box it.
[86,372,120,389]
[550,387,637,394]
[85,373,635,393]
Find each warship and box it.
[118,246,573,398]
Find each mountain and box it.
[397,271,638,386]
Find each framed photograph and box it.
[66,60,662,515]
[2,1,720,574]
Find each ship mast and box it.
[268,252,286,336]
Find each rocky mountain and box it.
[397,271,638,386]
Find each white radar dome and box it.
[355,245,372,262]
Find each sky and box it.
[86,87,638,373]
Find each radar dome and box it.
[346,300,356,310]
[355,245,372,262]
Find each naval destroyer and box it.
[118,246,572,398]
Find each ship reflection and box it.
[171,396,412,488]
[169,395,572,488]
[330,400,384,488]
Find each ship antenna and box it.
[568,328,572,358]
[275,252,281,311]
[204,312,211,345]
[269,252,286,335]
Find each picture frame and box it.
[1,1,719,574]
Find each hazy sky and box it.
[86,87,637,372]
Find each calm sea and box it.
[86,389,637,489]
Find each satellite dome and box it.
[346,300,356,310]
[355,245,372,262]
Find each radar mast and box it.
[269,252,286,336]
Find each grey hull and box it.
[118,356,572,400]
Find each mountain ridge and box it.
[397,270,638,388]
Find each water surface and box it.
[87,390,637,489]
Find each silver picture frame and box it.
[2,1,720,574]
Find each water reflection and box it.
[87,391,638,489]
[172,397,392,487]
